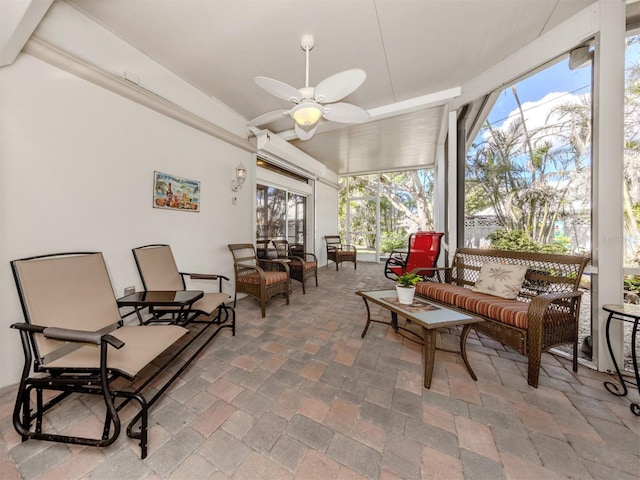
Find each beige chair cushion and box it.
[13,253,123,357]
[133,246,183,290]
[45,325,187,377]
[155,292,230,315]
[193,292,230,313]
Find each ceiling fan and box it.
[248,35,370,141]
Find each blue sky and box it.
[487,38,640,128]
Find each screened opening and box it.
[622,33,640,372]
[464,51,594,365]
[339,169,436,262]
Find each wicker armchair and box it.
[228,243,290,317]
[324,235,357,270]
[273,239,318,294]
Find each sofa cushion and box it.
[471,262,528,299]
[456,291,530,328]
[416,282,468,306]
[239,271,288,286]
[290,260,317,271]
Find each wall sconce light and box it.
[231,163,247,192]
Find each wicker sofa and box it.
[415,248,589,388]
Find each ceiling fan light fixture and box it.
[291,101,323,127]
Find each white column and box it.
[592,0,626,372]
[446,110,458,259]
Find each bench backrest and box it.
[11,252,122,361]
[450,248,589,301]
[132,244,184,291]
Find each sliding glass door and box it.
[257,184,307,251]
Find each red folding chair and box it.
[384,231,444,280]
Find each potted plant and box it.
[396,272,421,305]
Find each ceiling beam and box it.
[0,0,53,67]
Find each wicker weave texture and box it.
[418,248,589,388]
[228,243,290,317]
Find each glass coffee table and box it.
[356,289,482,389]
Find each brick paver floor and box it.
[1,262,638,479]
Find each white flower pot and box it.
[396,285,416,305]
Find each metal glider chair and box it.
[10,252,233,458]
[132,244,231,325]
[324,235,357,270]
[384,231,444,281]
[272,239,318,294]
[228,243,290,317]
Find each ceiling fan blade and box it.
[323,102,370,124]
[247,109,290,127]
[254,76,302,102]
[295,123,318,141]
[314,69,366,103]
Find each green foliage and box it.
[464,184,492,216]
[633,203,640,230]
[380,232,407,253]
[339,169,436,245]
[487,228,568,254]
[396,272,421,287]
[624,275,640,292]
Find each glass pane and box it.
[348,174,378,197]
[465,57,592,255]
[624,35,640,269]
[348,198,377,256]
[623,34,640,372]
[379,169,435,254]
[338,179,347,236]
[256,184,286,240]
[287,193,305,246]
[465,54,593,365]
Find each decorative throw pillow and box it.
[470,262,528,299]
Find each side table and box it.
[602,304,640,416]
[117,290,204,325]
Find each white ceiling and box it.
[67,0,596,175]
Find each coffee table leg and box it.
[460,324,478,381]
[391,312,399,332]
[422,327,436,389]
[360,298,372,337]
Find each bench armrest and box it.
[180,272,230,292]
[43,327,125,349]
[526,290,584,332]
[11,322,124,349]
[181,272,230,281]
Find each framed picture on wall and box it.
[153,171,200,212]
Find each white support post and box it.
[592,0,626,373]
[447,110,458,260]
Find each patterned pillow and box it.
[470,262,528,299]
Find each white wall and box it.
[0,54,257,390]
[316,179,340,268]
[0,1,339,389]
